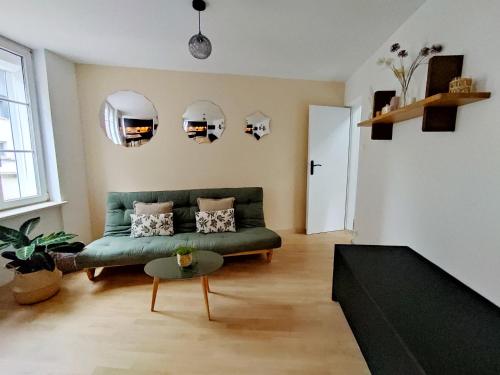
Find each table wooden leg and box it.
[151,277,160,312]
[205,276,211,293]
[201,276,211,320]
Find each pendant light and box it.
[189,0,212,59]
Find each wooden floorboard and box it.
[0,230,370,375]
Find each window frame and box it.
[0,36,48,210]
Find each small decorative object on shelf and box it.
[389,96,400,111]
[449,77,473,93]
[0,217,85,304]
[381,104,391,114]
[377,42,444,106]
[176,247,194,268]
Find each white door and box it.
[306,105,351,234]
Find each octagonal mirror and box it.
[245,111,271,140]
[100,90,158,147]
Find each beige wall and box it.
[76,65,344,238]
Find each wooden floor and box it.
[0,231,370,375]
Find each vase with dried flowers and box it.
[377,43,443,107]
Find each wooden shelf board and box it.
[358,92,491,127]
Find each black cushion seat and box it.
[333,245,500,375]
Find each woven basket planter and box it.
[11,268,62,305]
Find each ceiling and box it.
[0,0,425,81]
[107,91,156,117]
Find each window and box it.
[0,37,47,209]
[103,101,122,145]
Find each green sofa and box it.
[76,187,281,279]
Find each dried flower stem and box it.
[377,43,443,106]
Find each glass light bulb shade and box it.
[189,33,212,59]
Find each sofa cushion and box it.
[130,213,174,238]
[195,208,236,233]
[176,227,280,254]
[76,235,184,269]
[105,187,265,237]
[197,197,235,212]
[76,227,281,269]
[133,201,173,215]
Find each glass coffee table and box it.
[144,250,224,320]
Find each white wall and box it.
[0,49,91,285]
[42,51,92,243]
[346,0,500,305]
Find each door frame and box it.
[345,99,363,232]
[306,105,352,234]
[344,105,353,230]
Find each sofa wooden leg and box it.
[85,268,96,281]
[266,250,273,263]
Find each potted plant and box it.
[0,217,85,304]
[176,247,194,268]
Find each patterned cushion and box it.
[130,213,174,238]
[195,208,236,234]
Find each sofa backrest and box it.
[104,187,266,237]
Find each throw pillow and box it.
[197,197,235,212]
[133,201,173,215]
[196,208,236,234]
[130,213,174,238]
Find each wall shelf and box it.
[358,92,491,127]
[361,55,491,140]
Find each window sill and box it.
[0,201,67,220]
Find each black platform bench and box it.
[332,244,500,375]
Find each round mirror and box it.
[100,91,158,147]
[182,100,225,144]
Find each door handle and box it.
[310,160,322,175]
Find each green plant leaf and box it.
[176,246,194,255]
[1,251,17,261]
[34,232,77,247]
[19,217,40,236]
[15,244,36,261]
[49,242,85,254]
[0,225,30,248]
[34,245,48,253]
[28,252,55,272]
[6,259,23,269]
[0,242,10,251]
